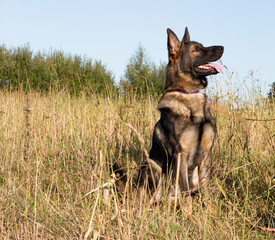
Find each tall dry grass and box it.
[0,76,274,239]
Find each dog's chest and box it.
[158,92,207,122]
[158,92,215,158]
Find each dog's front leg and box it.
[198,123,216,214]
[198,154,211,198]
[174,152,192,219]
[170,152,190,194]
[198,154,216,215]
[178,152,190,193]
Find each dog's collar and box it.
[177,89,200,94]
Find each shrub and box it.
[0,45,115,95]
[120,45,166,98]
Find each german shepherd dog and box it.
[114,27,223,215]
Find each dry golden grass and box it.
[0,81,274,239]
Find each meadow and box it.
[0,76,274,239]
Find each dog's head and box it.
[165,27,224,92]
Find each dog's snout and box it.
[218,46,224,52]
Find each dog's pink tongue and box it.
[206,63,223,73]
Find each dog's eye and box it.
[194,46,200,52]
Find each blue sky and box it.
[1,0,275,94]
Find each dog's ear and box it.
[182,27,190,43]
[167,28,181,59]
[178,27,190,53]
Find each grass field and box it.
[0,78,274,239]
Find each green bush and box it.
[120,45,166,98]
[0,45,115,95]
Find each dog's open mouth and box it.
[195,63,222,75]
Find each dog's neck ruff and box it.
[177,89,200,94]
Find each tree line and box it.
[0,45,115,96]
[0,44,165,97]
[0,44,274,100]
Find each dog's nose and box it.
[219,46,224,52]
